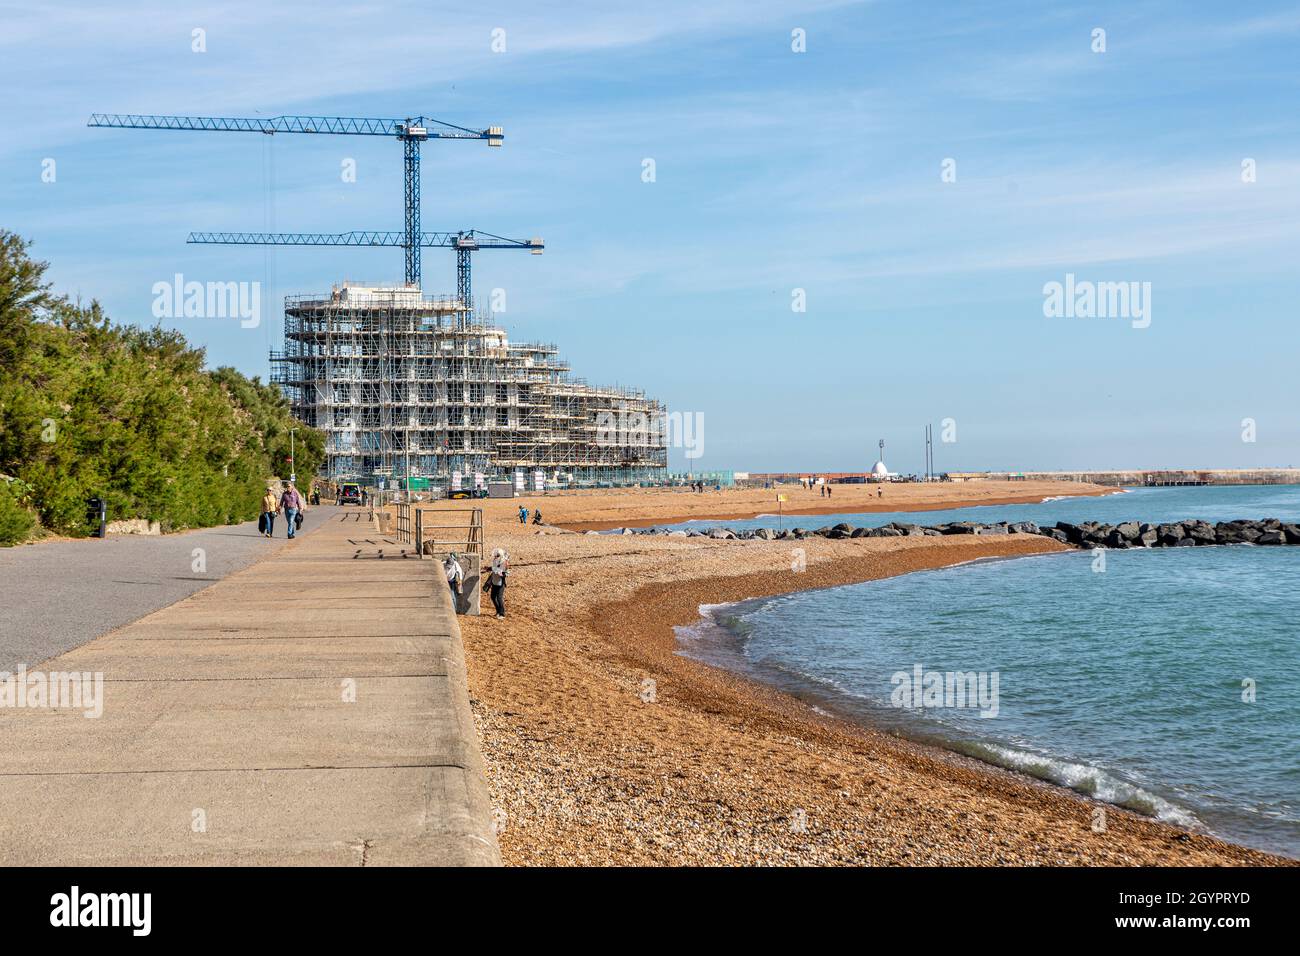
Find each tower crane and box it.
[87,112,504,288]
[186,229,543,317]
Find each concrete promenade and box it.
[0,511,500,866]
[0,505,335,672]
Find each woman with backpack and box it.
[487,548,509,619]
[444,553,464,610]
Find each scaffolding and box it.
[270,282,668,485]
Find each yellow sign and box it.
[777,494,788,502]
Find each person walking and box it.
[444,553,464,609]
[280,482,305,539]
[519,505,529,525]
[487,547,509,618]
[260,487,279,538]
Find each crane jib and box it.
[89,112,517,287]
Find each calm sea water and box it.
[676,488,1300,858]
[658,483,1300,532]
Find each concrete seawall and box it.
[0,512,500,866]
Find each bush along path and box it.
[0,231,323,545]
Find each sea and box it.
[674,485,1300,857]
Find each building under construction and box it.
[270,283,667,486]
[87,112,666,488]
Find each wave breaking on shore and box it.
[674,583,1203,834]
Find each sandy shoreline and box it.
[453,482,1292,865]
[550,481,1115,531]
[555,492,1113,531]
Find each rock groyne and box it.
[598,518,1300,549]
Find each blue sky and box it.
[3,0,1299,474]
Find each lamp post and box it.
[289,428,297,483]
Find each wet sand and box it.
[450,482,1290,865]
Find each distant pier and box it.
[976,469,1300,488]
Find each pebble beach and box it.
[455,482,1292,866]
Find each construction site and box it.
[85,112,668,490]
[270,283,667,486]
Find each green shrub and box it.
[0,231,323,539]
[0,479,36,546]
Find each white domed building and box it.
[870,439,892,481]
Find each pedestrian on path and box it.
[260,487,279,538]
[444,552,464,609]
[519,505,529,524]
[487,547,509,618]
[280,482,305,539]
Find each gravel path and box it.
[0,505,342,671]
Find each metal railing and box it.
[413,507,483,560]
[363,490,386,511]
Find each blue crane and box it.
[186,230,544,316]
[87,112,504,288]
